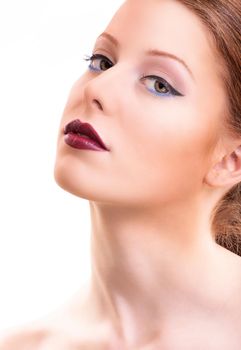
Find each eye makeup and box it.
[140,57,189,95]
[84,53,184,98]
[91,47,190,94]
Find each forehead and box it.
[102,0,219,83]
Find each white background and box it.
[0,0,123,332]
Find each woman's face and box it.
[54,0,226,208]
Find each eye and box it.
[84,54,113,72]
[140,75,183,97]
[83,54,184,97]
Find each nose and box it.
[83,64,128,116]
[92,99,103,111]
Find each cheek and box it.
[117,107,217,204]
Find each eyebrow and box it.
[97,32,195,81]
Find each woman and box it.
[1,0,241,348]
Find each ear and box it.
[204,145,241,188]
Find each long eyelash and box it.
[83,53,113,70]
[83,53,108,62]
[83,54,93,62]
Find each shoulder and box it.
[0,326,111,350]
[0,325,51,350]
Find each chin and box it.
[53,157,108,203]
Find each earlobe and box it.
[204,145,241,188]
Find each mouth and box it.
[64,119,109,151]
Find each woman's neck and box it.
[85,199,240,348]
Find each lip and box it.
[63,119,110,151]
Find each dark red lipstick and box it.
[64,119,109,152]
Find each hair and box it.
[175,0,241,256]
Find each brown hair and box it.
[176,0,241,256]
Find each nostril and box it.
[93,99,103,111]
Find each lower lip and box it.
[64,132,108,151]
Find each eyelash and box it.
[83,53,183,98]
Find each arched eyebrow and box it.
[97,31,195,81]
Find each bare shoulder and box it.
[0,325,51,350]
[0,286,112,350]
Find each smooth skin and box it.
[2,0,241,349]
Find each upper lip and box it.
[64,119,109,151]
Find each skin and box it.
[2,0,241,349]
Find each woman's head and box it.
[54,0,241,254]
